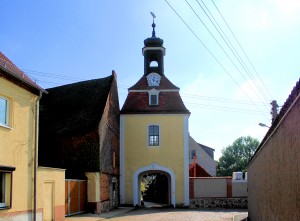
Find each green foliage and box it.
[217,136,259,176]
[140,174,156,197]
[141,173,169,204]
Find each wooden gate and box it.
[65,179,87,216]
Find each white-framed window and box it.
[0,167,14,209]
[148,125,159,146]
[0,97,9,127]
[148,90,159,106]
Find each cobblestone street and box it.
[66,208,248,221]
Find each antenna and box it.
[150,12,156,37]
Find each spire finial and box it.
[150,12,156,37]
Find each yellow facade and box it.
[0,76,65,220]
[0,77,37,218]
[37,167,65,221]
[120,114,189,206]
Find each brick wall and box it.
[99,72,120,176]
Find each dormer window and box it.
[150,94,158,105]
[148,89,159,106]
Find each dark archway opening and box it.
[140,172,170,207]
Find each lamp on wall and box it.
[258,123,270,128]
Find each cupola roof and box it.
[144,12,164,47]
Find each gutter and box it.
[0,61,47,94]
[34,91,43,221]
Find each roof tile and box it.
[121,91,190,114]
[0,52,45,93]
[129,76,179,90]
[40,75,114,136]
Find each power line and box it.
[164,0,269,119]
[23,69,89,81]
[23,68,271,115]
[23,66,269,107]
[185,102,267,115]
[196,0,271,104]
[182,94,268,106]
[211,0,273,100]
[184,0,270,106]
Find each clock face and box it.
[147,73,161,86]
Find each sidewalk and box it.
[233,213,248,221]
[65,207,135,221]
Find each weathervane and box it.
[150,12,156,37]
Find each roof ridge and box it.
[46,75,113,90]
[276,77,300,121]
[0,52,27,78]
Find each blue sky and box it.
[1,0,300,159]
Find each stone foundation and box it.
[100,200,111,212]
[190,197,247,209]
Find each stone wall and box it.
[189,176,248,209]
[190,197,247,209]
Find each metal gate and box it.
[65,179,87,216]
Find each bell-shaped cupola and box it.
[142,15,166,76]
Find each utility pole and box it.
[271,100,278,123]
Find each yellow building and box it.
[120,22,190,207]
[0,52,65,221]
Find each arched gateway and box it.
[133,163,175,206]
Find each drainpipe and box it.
[34,91,42,221]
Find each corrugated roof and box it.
[39,75,114,136]
[0,52,45,93]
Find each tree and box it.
[217,136,259,176]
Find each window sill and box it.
[0,124,12,130]
[0,205,11,210]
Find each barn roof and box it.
[40,74,114,136]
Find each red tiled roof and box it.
[40,75,114,136]
[0,52,45,93]
[129,76,179,90]
[120,91,190,114]
[189,163,212,177]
